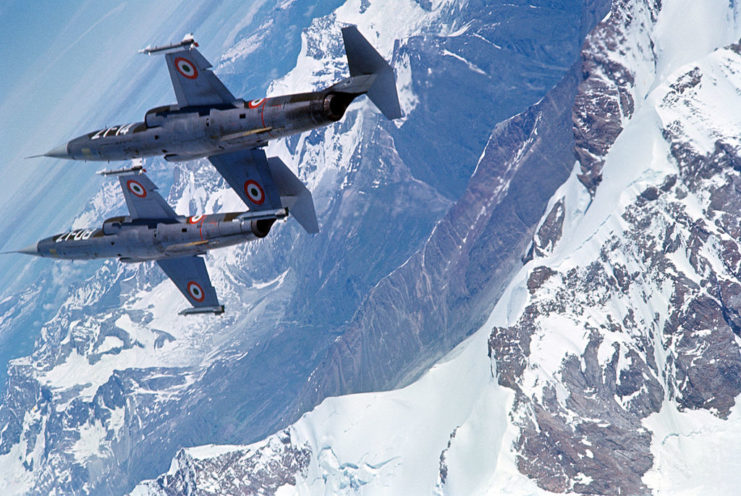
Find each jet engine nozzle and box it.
[323,93,356,121]
[251,218,276,238]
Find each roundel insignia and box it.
[187,281,205,302]
[174,57,198,79]
[248,98,265,109]
[127,180,147,198]
[188,215,204,224]
[244,180,265,205]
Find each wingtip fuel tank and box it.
[139,33,199,55]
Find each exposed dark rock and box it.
[669,66,702,94]
[139,429,311,496]
[491,257,666,494]
[573,0,661,195]
[639,186,659,201]
[438,427,458,486]
[660,174,677,192]
[526,198,566,262]
[490,36,741,495]
[662,224,680,254]
[0,364,40,455]
[720,280,741,335]
[152,330,175,349]
[297,61,586,411]
[489,310,534,390]
[0,2,617,493]
[611,263,632,292]
[527,266,557,294]
[666,293,741,417]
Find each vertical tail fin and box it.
[267,157,319,234]
[341,26,402,120]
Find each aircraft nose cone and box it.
[44,143,69,158]
[16,242,39,255]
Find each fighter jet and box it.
[10,165,311,314]
[38,27,401,231]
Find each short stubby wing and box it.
[156,255,223,314]
[165,48,235,107]
[118,173,177,220]
[208,149,283,211]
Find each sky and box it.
[0,0,270,389]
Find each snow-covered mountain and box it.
[130,0,741,494]
[0,0,604,494]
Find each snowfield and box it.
[133,0,741,494]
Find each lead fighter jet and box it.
[11,166,304,314]
[38,28,402,233]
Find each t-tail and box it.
[331,26,402,120]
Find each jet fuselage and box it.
[50,90,354,162]
[28,212,275,263]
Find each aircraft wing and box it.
[164,48,236,107]
[156,256,223,314]
[208,149,283,211]
[118,173,177,220]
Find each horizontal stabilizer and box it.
[341,26,402,120]
[267,157,319,234]
[328,74,377,95]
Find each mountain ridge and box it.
[130,0,741,494]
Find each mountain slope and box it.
[131,0,741,494]
[490,1,741,492]
[0,0,603,494]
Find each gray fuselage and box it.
[53,90,355,162]
[33,213,274,262]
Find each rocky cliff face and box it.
[133,430,312,496]
[489,0,741,494]
[295,62,587,409]
[292,0,612,411]
[131,0,741,494]
[573,0,661,193]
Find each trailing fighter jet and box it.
[37,27,402,232]
[10,165,310,314]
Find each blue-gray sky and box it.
[0,0,267,388]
